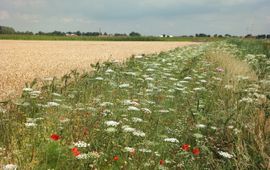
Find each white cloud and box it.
[15,13,40,23]
[4,0,44,6]
[0,10,10,20]
[62,17,74,23]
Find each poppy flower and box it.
[50,134,60,141]
[71,147,80,156]
[159,159,165,165]
[192,148,200,155]
[181,144,190,151]
[113,155,119,161]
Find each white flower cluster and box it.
[164,138,179,143]
[73,141,90,148]
[105,120,120,127]
[132,130,146,137]
[47,101,60,107]
[132,117,143,123]
[127,106,140,111]
[196,124,206,128]
[218,151,234,159]
[3,164,17,170]
[106,127,117,133]
[124,147,135,153]
[119,83,130,88]
[76,153,90,159]
[122,125,136,132]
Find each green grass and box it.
[0,40,269,169]
[227,39,270,79]
[0,34,222,42]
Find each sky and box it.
[0,0,269,36]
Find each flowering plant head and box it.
[181,144,190,151]
[71,147,80,156]
[192,148,200,156]
[113,155,119,161]
[50,134,60,141]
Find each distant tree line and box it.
[0,25,142,37]
[0,25,269,39]
[0,26,16,34]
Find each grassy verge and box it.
[0,40,269,169]
[0,34,222,42]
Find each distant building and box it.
[65,33,78,37]
[160,34,173,38]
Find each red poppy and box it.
[113,155,119,161]
[159,159,165,165]
[192,148,200,156]
[71,147,80,156]
[181,144,190,151]
[50,134,60,141]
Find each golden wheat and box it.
[0,40,199,100]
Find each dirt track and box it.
[0,40,199,100]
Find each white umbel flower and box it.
[73,141,90,148]
[3,164,17,170]
[23,88,33,92]
[47,102,60,107]
[95,77,104,80]
[105,127,117,133]
[138,148,152,153]
[218,151,234,159]
[124,147,136,153]
[164,138,179,143]
[132,130,146,137]
[25,122,37,127]
[196,124,206,128]
[122,125,136,132]
[76,153,90,159]
[127,106,140,111]
[105,120,120,127]
[119,83,130,88]
[132,117,143,123]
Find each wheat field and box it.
[0,40,198,100]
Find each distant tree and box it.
[17,31,34,35]
[245,34,252,38]
[114,33,127,36]
[36,31,45,35]
[103,32,108,36]
[195,33,208,37]
[0,26,16,34]
[218,35,223,38]
[81,32,100,36]
[25,31,34,35]
[256,34,266,39]
[76,31,81,36]
[225,34,231,37]
[129,32,141,36]
[267,35,270,39]
[51,31,64,36]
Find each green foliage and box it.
[0,25,16,34]
[129,32,141,37]
[227,39,270,79]
[0,34,222,42]
[0,40,269,169]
